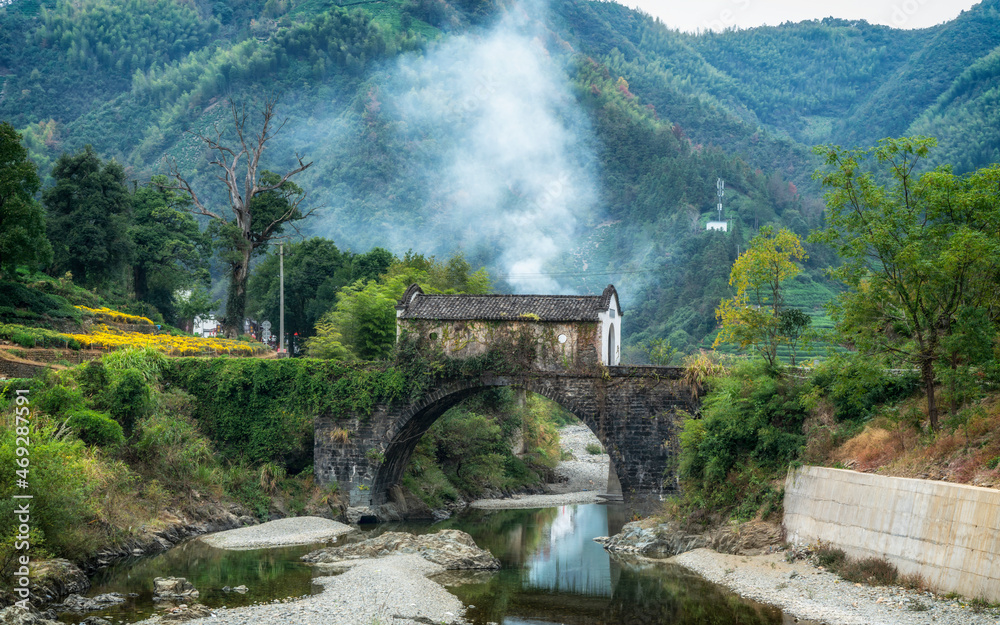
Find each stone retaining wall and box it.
[784,465,1000,602]
[0,355,48,379]
[1,347,103,365]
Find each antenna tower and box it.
[716,178,724,221]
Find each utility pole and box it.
[279,243,285,355]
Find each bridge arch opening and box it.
[368,381,620,508]
[315,366,688,514]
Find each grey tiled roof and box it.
[396,284,620,322]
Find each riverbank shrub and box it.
[677,359,808,523]
[66,409,124,447]
[105,369,153,435]
[0,417,97,562]
[32,375,86,415]
[132,412,216,484]
[403,440,461,510]
[811,354,920,422]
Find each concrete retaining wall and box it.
[784,465,1000,601]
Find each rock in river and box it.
[302,529,500,570]
[52,593,126,613]
[159,603,213,622]
[0,606,60,625]
[152,577,199,601]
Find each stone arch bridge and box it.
[315,365,695,516]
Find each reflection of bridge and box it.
[315,365,695,514]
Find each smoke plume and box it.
[314,0,600,293]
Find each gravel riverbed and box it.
[670,548,1000,625]
[198,517,355,550]
[472,424,610,510]
[134,554,468,625]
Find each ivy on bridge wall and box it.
[164,328,549,471]
[165,358,409,470]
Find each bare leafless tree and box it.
[170,97,313,337]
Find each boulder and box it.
[600,519,783,558]
[28,559,90,603]
[160,603,213,621]
[152,578,199,601]
[0,606,60,625]
[81,617,113,625]
[387,485,435,520]
[53,593,125,613]
[302,530,499,569]
[430,570,497,587]
[344,507,380,524]
[600,520,706,557]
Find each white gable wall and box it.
[597,293,622,366]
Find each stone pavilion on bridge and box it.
[395,284,622,370]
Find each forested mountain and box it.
[2,0,998,354]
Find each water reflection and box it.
[446,504,805,625]
[57,540,325,623]
[525,505,612,596]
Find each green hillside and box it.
[2,0,999,355]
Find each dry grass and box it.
[682,351,728,398]
[833,426,909,471]
[330,427,350,444]
[813,544,922,588]
[83,452,156,533]
[829,393,1000,488]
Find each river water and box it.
[61,504,795,624]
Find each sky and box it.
[616,0,981,32]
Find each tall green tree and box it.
[811,137,1000,430]
[247,237,355,342]
[307,253,490,360]
[713,226,809,368]
[130,176,211,323]
[351,246,394,284]
[0,122,52,277]
[170,98,313,337]
[44,145,133,287]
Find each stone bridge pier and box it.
[315,366,695,517]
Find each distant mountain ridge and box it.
[551,0,1000,173]
[1,0,997,354]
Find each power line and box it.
[494,268,662,279]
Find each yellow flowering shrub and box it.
[64,325,268,357]
[75,306,155,326]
